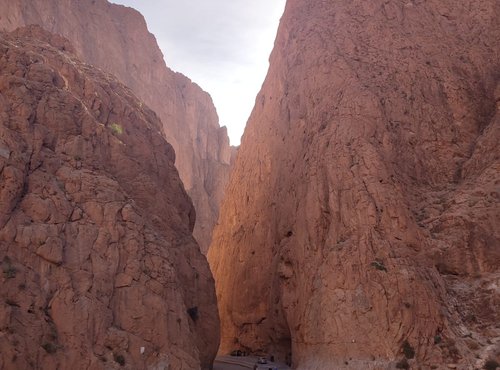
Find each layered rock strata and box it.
[0,0,234,252]
[0,26,219,369]
[209,0,500,368]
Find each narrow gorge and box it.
[0,0,499,369]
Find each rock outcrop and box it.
[208,0,500,368]
[0,0,234,253]
[0,26,219,369]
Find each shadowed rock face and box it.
[0,0,234,253]
[0,26,219,369]
[209,0,499,368]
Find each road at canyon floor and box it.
[214,355,291,370]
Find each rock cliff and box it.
[0,0,233,252]
[0,26,219,369]
[208,0,500,368]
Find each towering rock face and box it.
[0,0,233,252]
[209,0,500,368]
[0,26,219,369]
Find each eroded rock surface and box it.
[209,0,500,369]
[0,0,234,252]
[0,26,219,369]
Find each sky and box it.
[110,0,286,145]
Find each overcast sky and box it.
[110,0,286,145]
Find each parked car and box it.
[257,357,268,364]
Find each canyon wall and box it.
[0,0,233,252]
[0,26,218,369]
[209,0,500,369]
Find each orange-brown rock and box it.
[0,26,219,369]
[0,0,234,253]
[209,0,500,369]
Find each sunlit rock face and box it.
[208,0,500,368]
[0,0,234,253]
[0,26,219,370]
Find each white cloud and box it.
[110,0,286,145]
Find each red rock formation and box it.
[0,26,219,369]
[209,0,500,368]
[0,0,233,253]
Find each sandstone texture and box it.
[0,26,219,369]
[0,0,234,253]
[208,0,500,369]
